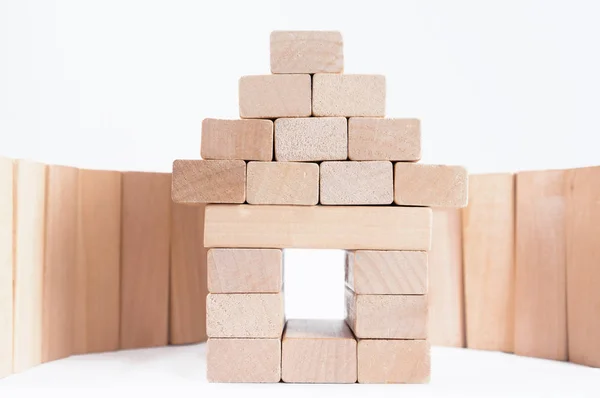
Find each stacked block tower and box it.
[172,31,468,383]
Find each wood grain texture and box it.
[207,338,281,383]
[246,162,319,205]
[208,248,282,293]
[13,160,46,373]
[0,158,13,378]
[206,293,284,338]
[120,172,171,349]
[394,163,468,208]
[42,165,78,363]
[358,339,430,384]
[201,118,273,161]
[345,250,427,294]
[270,31,343,74]
[462,173,515,352]
[515,170,567,361]
[348,118,421,161]
[345,289,428,339]
[320,161,393,205]
[75,169,122,354]
[239,74,311,118]
[312,74,385,117]
[282,319,357,383]
[428,208,465,347]
[204,205,432,250]
[274,117,347,162]
[565,166,600,367]
[170,203,207,345]
[172,159,246,204]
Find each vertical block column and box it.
[0,158,13,378]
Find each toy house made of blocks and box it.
[171,31,468,384]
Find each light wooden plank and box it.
[120,172,171,349]
[312,74,385,117]
[515,170,567,361]
[42,165,78,362]
[565,166,600,367]
[75,169,122,354]
[428,208,465,347]
[246,162,319,205]
[320,161,393,205]
[358,339,430,384]
[13,160,46,373]
[201,118,273,161]
[170,202,207,345]
[462,173,515,352]
[0,158,13,378]
[270,31,343,74]
[239,74,311,118]
[204,205,432,251]
[282,319,356,383]
[348,118,421,161]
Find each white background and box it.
[1,0,600,395]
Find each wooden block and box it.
[13,160,46,373]
[170,203,207,345]
[74,169,121,354]
[42,165,78,363]
[247,162,319,205]
[282,319,357,383]
[208,248,282,293]
[515,170,567,361]
[565,166,600,367]
[345,289,428,339]
[239,74,311,118]
[120,172,171,349]
[207,338,281,383]
[312,74,385,117]
[172,159,246,204]
[206,293,284,338]
[274,117,347,162]
[270,31,343,74]
[345,250,427,294]
[462,173,514,352]
[204,205,432,250]
[394,163,468,208]
[428,208,465,347]
[0,158,13,378]
[358,339,430,384]
[201,118,273,161]
[320,161,393,205]
[348,118,421,161]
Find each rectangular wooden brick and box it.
[394,163,468,208]
[13,160,46,373]
[207,338,281,383]
[74,169,122,354]
[170,203,207,345]
[172,159,246,204]
[120,172,171,349]
[270,31,343,74]
[428,208,465,347]
[565,166,600,368]
[0,157,13,378]
[515,170,567,361]
[274,117,347,161]
[346,250,427,294]
[282,319,356,383]
[312,74,385,117]
[345,289,428,339]
[43,165,78,363]
[204,205,432,250]
[208,248,282,293]
[206,293,284,338]
[348,118,421,161]
[358,339,430,384]
[239,74,311,118]
[201,118,273,161]
[320,161,393,205]
[462,173,515,352]
[247,162,319,205]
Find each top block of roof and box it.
[270,31,344,74]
